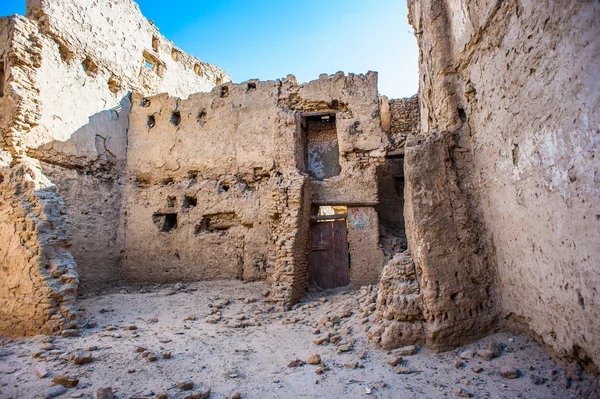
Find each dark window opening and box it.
[171,111,181,126]
[301,113,341,180]
[247,82,257,91]
[147,114,156,129]
[220,86,229,98]
[183,195,197,208]
[458,107,467,123]
[197,109,207,126]
[143,51,165,77]
[153,213,178,233]
[220,184,229,193]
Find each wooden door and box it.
[311,219,350,289]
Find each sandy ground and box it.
[0,281,597,399]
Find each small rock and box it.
[454,360,465,369]
[229,392,242,399]
[452,387,473,398]
[72,352,93,365]
[499,366,519,379]
[124,325,138,331]
[386,355,403,367]
[145,352,158,362]
[394,345,418,356]
[162,351,172,359]
[88,346,98,352]
[488,341,502,358]
[459,350,475,360]
[53,375,79,388]
[312,329,320,335]
[530,374,547,385]
[110,333,121,338]
[136,346,148,353]
[159,338,172,343]
[261,289,270,297]
[313,334,330,345]
[178,378,195,391]
[288,359,305,368]
[472,366,484,373]
[345,362,358,369]
[34,366,49,378]
[185,315,198,321]
[148,317,159,323]
[394,366,412,374]
[61,329,80,338]
[96,387,114,399]
[155,393,169,399]
[45,385,67,399]
[178,388,211,399]
[307,354,321,365]
[477,349,496,361]
[174,282,185,290]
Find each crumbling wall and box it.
[409,0,600,370]
[0,162,78,337]
[1,0,229,292]
[124,73,389,304]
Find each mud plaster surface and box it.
[0,281,594,399]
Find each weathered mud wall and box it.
[124,73,389,304]
[0,0,228,334]
[2,0,229,292]
[409,0,600,369]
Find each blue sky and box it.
[0,0,418,98]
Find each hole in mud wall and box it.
[183,195,197,209]
[166,196,176,208]
[376,154,407,256]
[57,42,74,62]
[196,212,241,234]
[82,56,99,77]
[197,109,207,126]
[301,113,341,180]
[458,107,467,123]
[171,111,181,126]
[216,77,223,86]
[0,173,4,184]
[220,184,230,193]
[220,86,229,98]
[247,82,257,91]
[107,76,121,94]
[153,213,178,232]
[147,115,156,129]
[0,61,4,98]
[194,64,201,76]
[172,49,180,62]
[152,36,159,52]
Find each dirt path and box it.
[0,281,596,398]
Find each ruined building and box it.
[0,0,598,377]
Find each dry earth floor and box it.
[0,281,597,399]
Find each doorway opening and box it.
[301,113,341,180]
[310,205,350,289]
[376,153,407,257]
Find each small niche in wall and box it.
[216,76,223,86]
[195,212,240,235]
[171,111,181,126]
[194,64,201,76]
[247,82,257,91]
[220,86,229,98]
[166,196,177,208]
[0,61,5,98]
[197,109,207,126]
[152,36,159,52]
[147,114,156,129]
[172,48,180,62]
[153,213,178,233]
[183,195,197,209]
[82,55,99,77]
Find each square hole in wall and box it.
[153,213,178,232]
